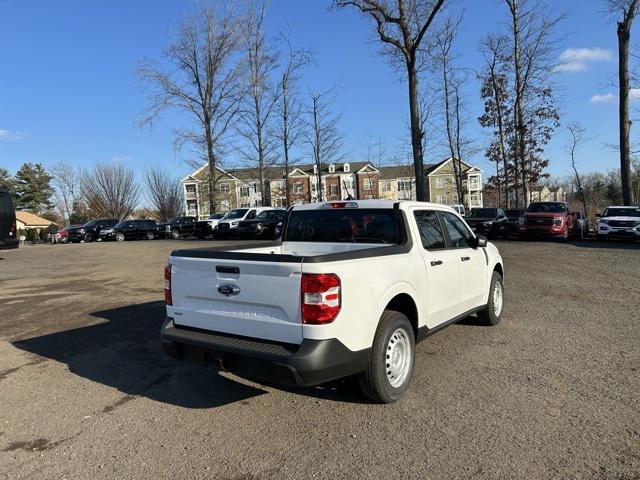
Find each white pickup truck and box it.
[161,200,505,403]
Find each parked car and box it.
[55,225,81,244]
[235,209,287,239]
[505,209,525,236]
[574,211,589,239]
[518,202,577,241]
[464,208,508,239]
[161,200,505,403]
[163,216,198,239]
[206,213,225,229]
[215,207,280,238]
[596,206,640,241]
[100,219,159,241]
[67,218,119,243]
[0,190,19,250]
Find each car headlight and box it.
[483,221,493,226]
[231,221,239,226]
[553,218,563,226]
[518,217,525,225]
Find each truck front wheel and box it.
[358,310,415,404]
[477,271,504,326]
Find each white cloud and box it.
[556,48,613,72]
[590,93,616,103]
[112,155,132,162]
[630,88,640,100]
[0,129,25,142]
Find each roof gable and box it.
[16,211,52,226]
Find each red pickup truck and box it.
[518,201,577,240]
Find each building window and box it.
[253,183,259,193]
[294,182,303,194]
[185,184,196,194]
[328,164,335,173]
[364,178,373,190]
[435,178,446,189]
[330,184,338,195]
[343,163,350,172]
[274,180,285,189]
[469,175,480,190]
[219,183,230,194]
[240,186,250,197]
[436,194,445,204]
[398,180,412,192]
[380,181,390,192]
[186,200,197,216]
[311,182,317,191]
[470,192,480,203]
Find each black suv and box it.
[101,219,158,241]
[236,209,287,239]
[163,216,197,239]
[0,190,19,250]
[505,209,525,236]
[68,218,118,243]
[465,208,508,239]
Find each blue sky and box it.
[0,0,630,183]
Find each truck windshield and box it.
[527,202,566,213]
[223,209,248,220]
[468,208,497,218]
[285,208,400,244]
[603,207,640,217]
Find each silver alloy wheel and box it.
[116,233,125,242]
[493,280,503,317]
[385,328,411,388]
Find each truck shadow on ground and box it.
[12,301,487,406]
[12,301,269,409]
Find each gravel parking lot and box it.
[0,238,639,479]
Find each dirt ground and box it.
[0,238,638,480]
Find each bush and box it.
[39,228,48,241]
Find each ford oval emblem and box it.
[218,284,240,297]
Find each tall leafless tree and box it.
[81,163,139,220]
[237,2,280,207]
[566,122,588,216]
[50,162,82,225]
[305,89,345,202]
[143,167,184,222]
[334,0,447,201]
[275,32,311,207]
[608,0,640,204]
[138,2,244,214]
[504,0,563,207]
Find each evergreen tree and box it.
[0,167,17,198]
[14,163,54,213]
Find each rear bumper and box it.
[0,238,19,250]
[160,318,370,387]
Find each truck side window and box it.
[414,211,446,250]
[440,212,474,248]
[246,210,256,220]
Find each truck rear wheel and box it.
[358,310,415,404]
[477,271,504,326]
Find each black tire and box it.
[477,271,504,326]
[358,310,415,404]
[84,233,94,243]
[146,231,155,240]
[115,232,126,242]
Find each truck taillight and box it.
[164,264,172,306]
[301,273,341,325]
[9,221,16,236]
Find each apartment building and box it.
[181,157,483,218]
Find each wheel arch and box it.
[378,285,421,339]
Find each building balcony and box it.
[185,191,197,200]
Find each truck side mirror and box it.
[474,234,488,248]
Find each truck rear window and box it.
[285,209,400,244]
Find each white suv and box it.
[596,206,640,241]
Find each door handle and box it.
[430,260,443,266]
[461,256,471,262]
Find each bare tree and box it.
[608,0,640,204]
[305,89,345,202]
[237,2,280,206]
[143,167,184,222]
[50,162,81,225]
[81,163,139,220]
[334,0,447,201]
[504,0,563,207]
[276,32,311,207]
[565,122,588,215]
[138,2,244,214]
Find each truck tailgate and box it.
[168,256,303,344]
